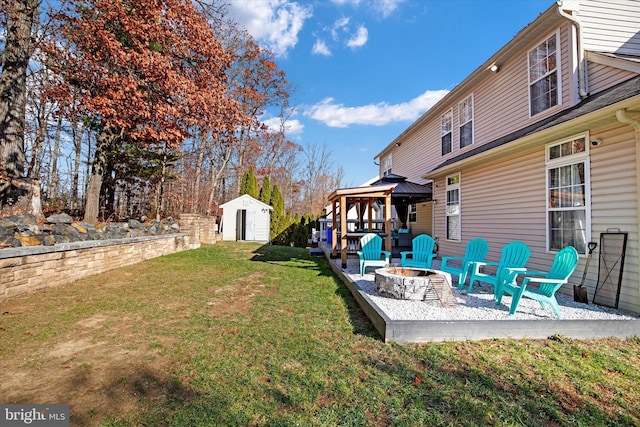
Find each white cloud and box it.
[330,0,363,5]
[330,0,404,18]
[262,117,305,135]
[346,25,368,48]
[331,17,350,41]
[321,16,368,51]
[304,89,449,128]
[283,119,305,135]
[312,39,332,56]
[226,0,313,57]
[373,0,405,18]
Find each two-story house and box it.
[373,0,640,314]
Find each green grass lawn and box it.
[1,241,639,426]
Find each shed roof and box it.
[220,194,273,210]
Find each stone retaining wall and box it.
[178,214,217,244]
[0,214,216,302]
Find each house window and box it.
[446,173,460,241]
[529,32,560,116]
[459,95,474,148]
[547,135,590,254]
[408,203,417,223]
[383,154,392,176]
[441,110,453,155]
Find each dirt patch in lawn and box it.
[0,269,275,426]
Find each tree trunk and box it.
[83,127,115,223]
[207,137,233,214]
[71,119,84,210]
[0,0,39,181]
[27,107,46,179]
[156,145,167,221]
[194,130,206,214]
[48,115,63,200]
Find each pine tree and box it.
[239,170,249,196]
[259,175,272,205]
[246,167,258,199]
[270,184,285,241]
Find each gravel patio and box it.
[318,244,640,343]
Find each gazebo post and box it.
[340,195,348,268]
[385,194,392,253]
[331,199,337,257]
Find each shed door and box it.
[236,209,244,240]
[245,210,255,240]
[236,209,256,241]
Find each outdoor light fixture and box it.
[489,64,500,73]
[395,142,401,147]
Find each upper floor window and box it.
[441,110,453,155]
[459,95,474,148]
[529,32,560,116]
[383,154,392,176]
[446,173,461,241]
[408,203,417,223]
[546,135,590,254]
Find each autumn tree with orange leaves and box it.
[45,0,248,222]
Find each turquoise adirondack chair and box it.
[357,233,391,276]
[400,234,436,269]
[440,238,489,288]
[466,241,531,294]
[495,246,579,319]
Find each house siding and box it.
[388,23,575,182]
[588,63,637,94]
[589,123,639,314]
[411,201,433,237]
[431,122,640,315]
[392,126,437,185]
[384,3,640,180]
[578,0,640,55]
[370,0,640,314]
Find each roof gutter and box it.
[557,1,589,98]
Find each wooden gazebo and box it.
[327,184,395,268]
[327,174,432,268]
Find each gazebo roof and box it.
[370,174,432,204]
[328,174,432,204]
[327,183,396,203]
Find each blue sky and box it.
[225,0,554,187]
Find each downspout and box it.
[616,108,640,309]
[557,2,589,98]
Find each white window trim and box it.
[545,133,591,254]
[528,30,562,118]
[458,94,474,148]
[441,109,453,155]
[445,173,461,242]
[408,203,417,223]
[383,154,392,176]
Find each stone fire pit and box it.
[375,266,457,307]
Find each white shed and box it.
[220,194,273,242]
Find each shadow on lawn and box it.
[249,243,380,340]
[248,243,335,278]
[67,363,254,426]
